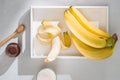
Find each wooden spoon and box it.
[0,24,25,47]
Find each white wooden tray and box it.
[30,6,108,59]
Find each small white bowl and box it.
[37,68,56,80]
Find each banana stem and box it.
[112,33,118,44]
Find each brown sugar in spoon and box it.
[0,24,25,47]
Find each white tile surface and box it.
[0,59,33,80]
[0,58,72,80]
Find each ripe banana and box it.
[64,10,113,48]
[69,6,111,38]
[72,34,114,60]
[44,36,61,62]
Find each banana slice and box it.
[44,36,61,62]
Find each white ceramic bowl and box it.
[37,68,56,80]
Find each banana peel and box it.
[36,21,63,62]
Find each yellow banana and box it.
[44,36,61,62]
[64,10,113,48]
[69,6,111,38]
[72,34,114,60]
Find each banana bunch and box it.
[64,6,118,60]
[36,21,71,62]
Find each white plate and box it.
[30,6,108,59]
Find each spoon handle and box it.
[0,32,17,47]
